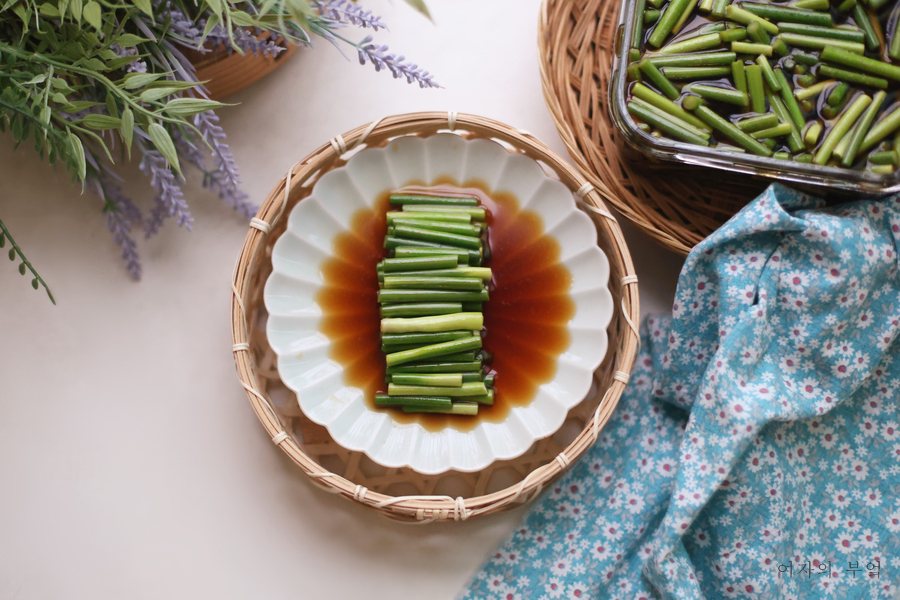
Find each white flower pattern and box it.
[460,186,900,600]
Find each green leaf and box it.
[230,10,255,27]
[82,0,101,29]
[61,100,103,112]
[115,33,149,47]
[148,122,181,174]
[286,0,315,17]
[69,0,82,22]
[82,31,102,47]
[67,130,86,183]
[144,80,202,91]
[402,0,432,19]
[39,105,51,127]
[58,40,84,59]
[255,13,283,24]
[104,56,142,71]
[80,114,122,130]
[51,78,72,91]
[81,58,107,71]
[139,86,184,103]
[99,49,119,61]
[105,93,118,118]
[205,0,223,18]
[284,0,314,29]
[123,72,164,89]
[199,14,219,45]
[11,117,23,142]
[58,0,69,20]
[121,107,134,159]
[51,92,69,104]
[77,128,114,162]
[12,4,30,32]
[24,73,48,85]
[132,0,152,17]
[39,3,60,17]
[163,97,223,117]
[258,0,278,16]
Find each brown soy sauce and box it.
[314,178,576,433]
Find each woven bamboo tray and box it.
[538,0,769,255]
[231,111,640,522]
[191,35,297,101]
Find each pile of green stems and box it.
[626,0,900,173]
[375,193,496,416]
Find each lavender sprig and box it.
[106,208,141,280]
[8,0,435,287]
[110,43,148,73]
[164,6,287,58]
[85,160,144,280]
[139,147,194,237]
[315,0,387,30]
[203,25,287,57]
[95,178,143,280]
[357,36,439,88]
[84,155,144,279]
[182,111,258,219]
[168,8,204,45]
[172,127,208,172]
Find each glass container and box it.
[609,1,900,195]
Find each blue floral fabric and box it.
[460,184,900,600]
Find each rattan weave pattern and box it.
[230,112,640,522]
[191,35,297,101]
[538,0,767,254]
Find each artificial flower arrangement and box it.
[0,0,436,302]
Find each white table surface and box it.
[0,1,685,597]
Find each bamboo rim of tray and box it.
[538,0,767,255]
[230,111,640,522]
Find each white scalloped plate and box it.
[264,134,613,474]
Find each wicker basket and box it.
[191,35,297,101]
[231,112,640,522]
[538,0,768,255]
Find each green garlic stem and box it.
[815,93,872,165]
[388,382,489,397]
[381,313,484,333]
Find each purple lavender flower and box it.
[34,2,439,284]
[111,43,148,73]
[357,36,439,88]
[161,6,282,58]
[172,112,257,219]
[139,147,194,237]
[103,195,143,280]
[88,171,143,279]
[202,25,287,57]
[315,0,386,30]
[172,128,207,172]
[234,28,287,57]
[168,8,204,45]
[169,111,246,215]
